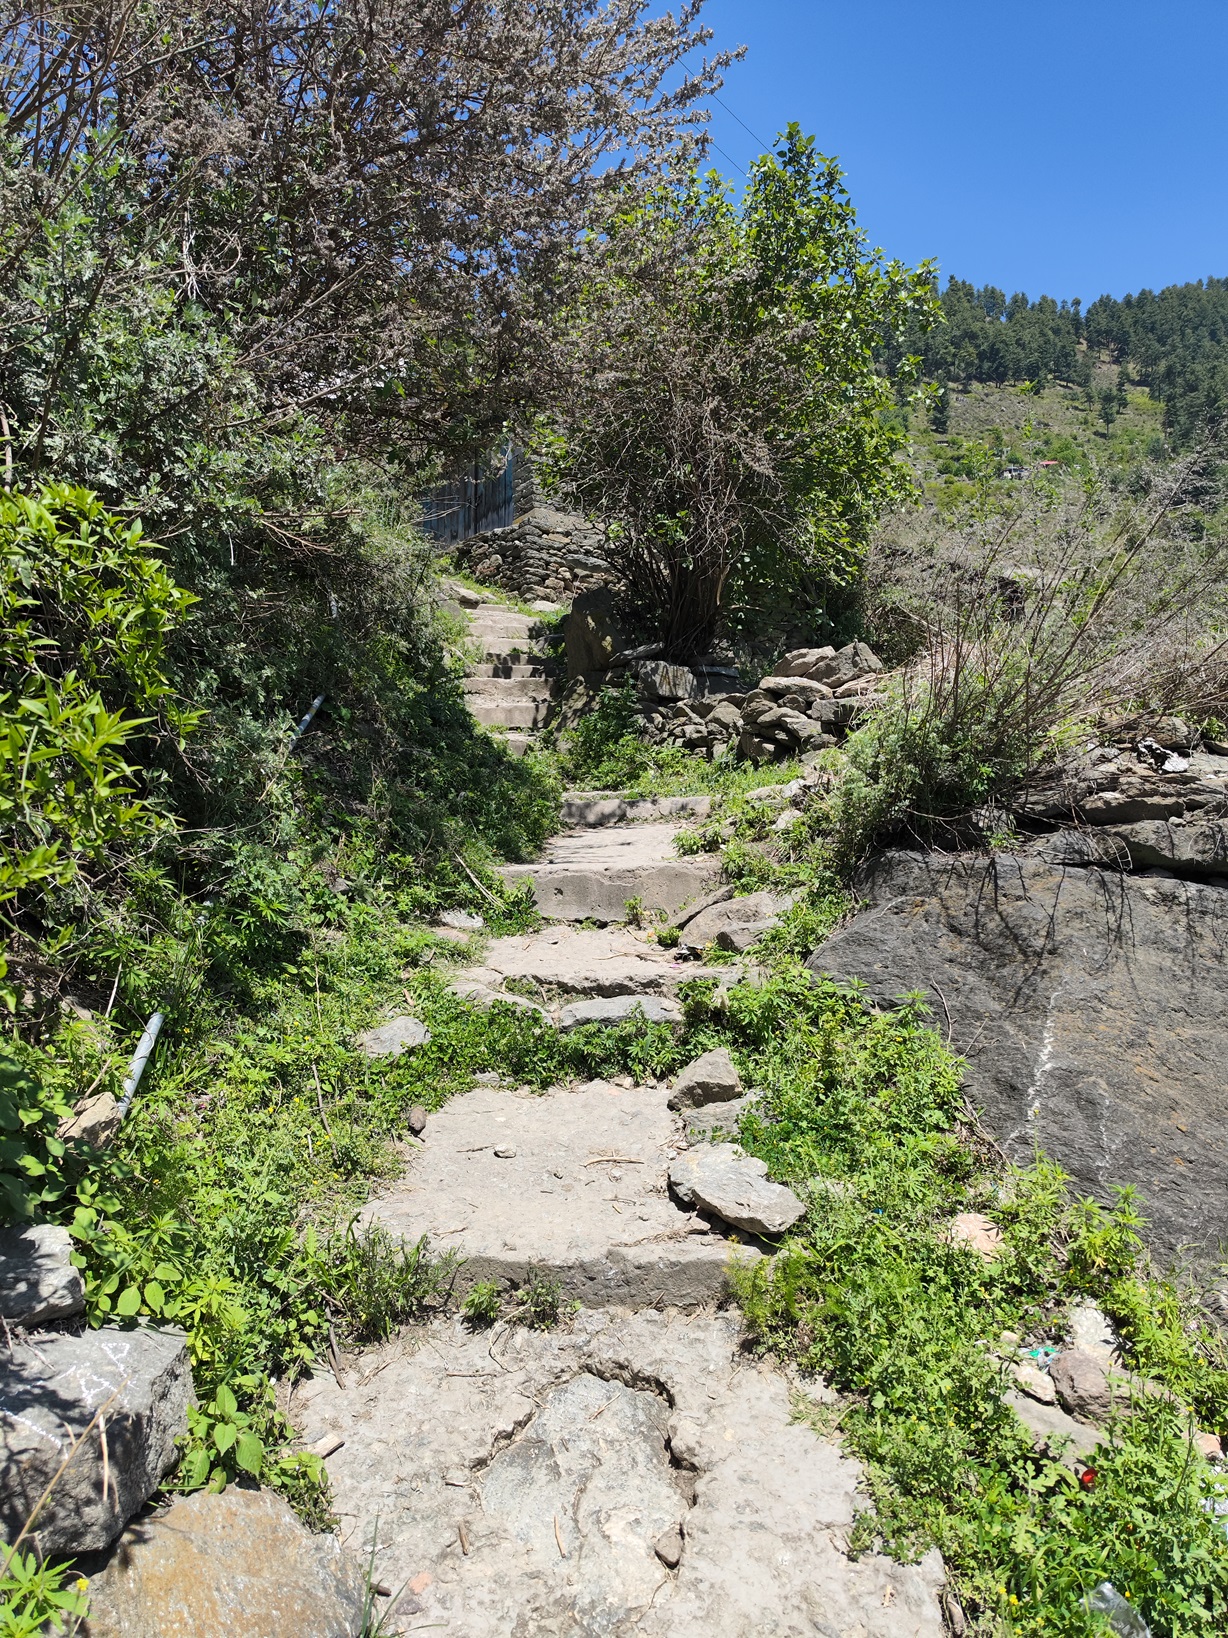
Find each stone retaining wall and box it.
[459,505,613,605]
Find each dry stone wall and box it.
[460,505,613,605]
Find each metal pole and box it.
[117,1012,164,1120]
[291,695,325,743]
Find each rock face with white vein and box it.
[0,1326,194,1554]
[808,848,1228,1262]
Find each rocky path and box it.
[448,581,562,755]
[287,594,950,1637]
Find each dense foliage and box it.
[544,125,938,657]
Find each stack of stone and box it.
[644,640,889,764]
[461,506,612,606]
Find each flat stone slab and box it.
[453,924,736,1010]
[82,1488,365,1638]
[365,1083,756,1308]
[1,1326,194,1554]
[354,1017,430,1057]
[558,994,683,1031]
[501,824,719,923]
[292,1308,945,1638]
[669,1146,806,1236]
[0,1223,84,1326]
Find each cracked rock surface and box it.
[294,1308,944,1638]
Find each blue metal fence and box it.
[419,448,516,544]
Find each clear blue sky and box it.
[697,0,1228,304]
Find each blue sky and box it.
[697,0,1228,304]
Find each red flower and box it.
[1079,1467,1097,1491]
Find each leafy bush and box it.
[0,1047,72,1223]
[0,486,195,983]
[462,1280,503,1327]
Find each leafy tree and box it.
[544,125,938,657]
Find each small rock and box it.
[1,1326,194,1554]
[668,1146,805,1237]
[440,910,485,932]
[1050,1349,1115,1424]
[655,1523,684,1567]
[1009,1361,1057,1405]
[1195,1430,1223,1461]
[1003,1388,1103,1464]
[494,1147,517,1159]
[354,1017,431,1058]
[58,1089,122,1148]
[473,1071,501,1085]
[81,1487,366,1638]
[668,1048,742,1111]
[1067,1301,1121,1368]
[558,995,683,1032]
[0,1223,84,1326]
[407,1105,428,1137]
[945,1212,1004,1260]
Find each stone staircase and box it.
[452,584,562,754]
[292,578,952,1637]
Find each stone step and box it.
[365,1080,757,1308]
[453,924,737,1002]
[501,823,720,922]
[470,698,554,730]
[463,675,560,701]
[480,642,551,664]
[468,662,559,680]
[561,792,712,828]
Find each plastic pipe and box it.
[292,694,325,742]
[117,1012,164,1120]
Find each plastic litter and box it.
[116,1010,164,1120]
[1085,1582,1151,1637]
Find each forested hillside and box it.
[914,273,1228,445]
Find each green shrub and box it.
[461,1280,503,1327]
[0,1047,73,1224]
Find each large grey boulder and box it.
[668,1049,742,1110]
[562,588,627,678]
[0,1223,84,1326]
[354,1016,430,1057]
[82,1487,366,1638]
[669,1146,805,1236]
[1,1326,194,1554]
[809,849,1228,1263]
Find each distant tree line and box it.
[902,273,1228,445]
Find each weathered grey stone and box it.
[756,676,834,705]
[1101,818,1228,877]
[669,1146,805,1236]
[775,645,836,677]
[562,588,627,677]
[809,849,1228,1263]
[293,1308,945,1638]
[1050,1350,1114,1424]
[0,1224,84,1326]
[1,1326,194,1554]
[449,980,553,1021]
[365,1081,757,1309]
[668,1049,742,1110]
[704,700,743,733]
[454,924,733,1005]
[558,995,683,1031]
[636,660,696,701]
[439,909,485,931]
[1003,1389,1103,1464]
[1066,1300,1122,1368]
[354,1016,431,1057]
[81,1488,366,1638]
[681,891,788,954]
[501,823,719,923]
